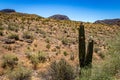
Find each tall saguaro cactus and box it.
[79,23,86,68]
[79,23,94,68]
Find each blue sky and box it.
[0,0,120,22]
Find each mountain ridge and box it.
[0,8,120,25]
[94,18,120,26]
[0,9,16,13]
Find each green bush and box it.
[104,33,120,78]
[8,33,19,40]
[63,51,68,56]
[22,32,33,39]
[1,54,18,69]
[37,51,46,63]
[9,66,32,80]
[49,59,75,80]
[26,51,46,69]
[26,52,39,69]
[30,54,39,69]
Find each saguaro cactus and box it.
[79,24,94,68]
[79,23,86,68]
[85,39,94,67]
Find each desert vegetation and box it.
[0,11,120,80]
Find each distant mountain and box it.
[49,14,70,20]
[0,9,16,13]
[94,19,120,26]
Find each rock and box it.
[49,14,70,20]
[4,39,15,44]
[25,39,33,43]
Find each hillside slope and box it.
[0,12,120,80]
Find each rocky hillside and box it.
[0,11,120,80]
[94,18,120,26]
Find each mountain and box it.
[49,14,70,20]
[0,9,16,13]
[94,19,120,26]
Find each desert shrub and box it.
[39,29,46,37]
[46,44,51,49]
[30,54,39,69]
[8,33,19,40]
[26,51,46,69]
[34,43,37,47]
[0,30,3,36]
[45,38,50,43]
[92,72,113,80]
[56,45,60,49]
[101,58,120,79]
[49,59,75,80]
[2,45,12,51]
[63,51,68,56]
[22,31,33,39]
[104,33,120,77]
[9,66,32,80]
[1,54,18,69]
[79,68,93,80]
[62,38,69,45]
[8,26,18,32]
[26,52,39,69]
[78,65,113,80]
[37,51,46,63]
